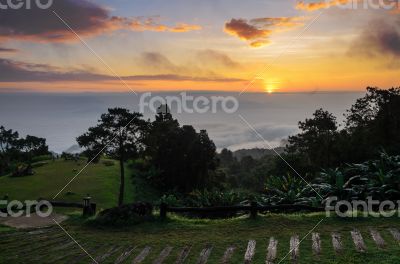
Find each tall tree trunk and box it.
[118,141,125,206]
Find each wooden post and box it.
[250,201,257,219]
[160,203,167,219]
[83,194,92,217]
[90,203,97,216]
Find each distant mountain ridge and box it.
[232,147,284,160]
[63,144,82,154]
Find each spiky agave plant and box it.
[265,173,315,205]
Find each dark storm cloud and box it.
[0,0,116,41]
[349,19,400,60]
[0,0,201,42]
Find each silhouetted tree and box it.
[286,108,339,173]
[143,111,218,193]
[77,108,147,206]
[218,149,237,167]
[345,87,400,161]
[18,135,49,163]
[279,87,400,175]
[0,126,49,176]
[0,126,19,175]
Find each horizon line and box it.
[0,89,368,95]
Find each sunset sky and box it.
[0,0,399,93]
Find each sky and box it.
[0,0,399,93]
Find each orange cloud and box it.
[126,17,201,33]
[169,23,202,32]
[390,2,400,14]
[296,0,351,11]
[224,17,304,47]
[250,40,271,48]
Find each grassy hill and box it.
[0,159,134,210]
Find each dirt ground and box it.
[0,212,67,229]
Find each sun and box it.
[266,83,275,94]
[263,80,280,94]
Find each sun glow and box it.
[263,79,280,94]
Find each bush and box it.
[185,189,254,207]
[263,152,400,208]
[264,173,315,205]
[159,193,183,207]
[11,163,34,177]
[159,189,257,219]
[94,202,153,226]
[344,152,400,201]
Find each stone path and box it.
[1,226,400,263]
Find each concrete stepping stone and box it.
[244,240,256,264]
[175,246,191,264]
[290,235,299,264]
[331,233,342,254]
[266,237,278,264]
[389,228,400,242]
[370,229,385,249]
[132,246,152,264]
[220,246,235,263]
[114,246,136,264]
[197,245,213,264]
[351,229,367,252]
[153,246,173,264]
[312,233,321,256]
[96,245,124,263]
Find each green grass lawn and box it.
[1,213,400,263]
[0,159,134,210]
[1,160,400,263]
